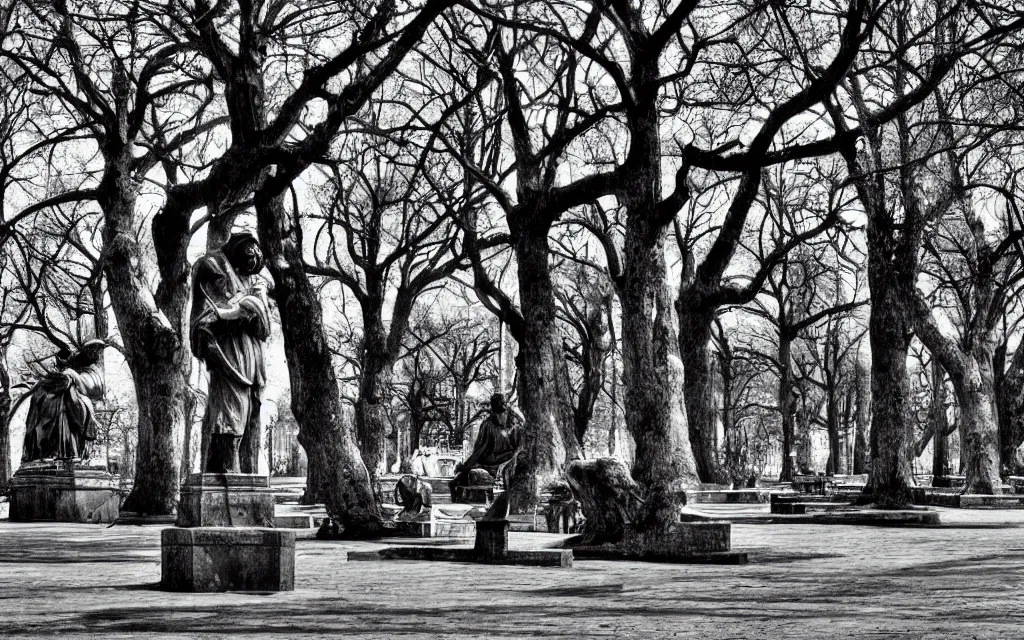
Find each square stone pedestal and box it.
[161,527,295,592]
[9,461,120,523]
[176,473,275,527]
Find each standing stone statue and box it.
[190,232,270,474]
[21,339,107,463]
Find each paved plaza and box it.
[2,508,1024,639]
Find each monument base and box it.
[176,473,275,527]
[161,527,295,592]
[566,522,749,564]
[474,519,510,559]
[9,461,120,524]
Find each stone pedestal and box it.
[474,519,510,560]
[176,473,275,528]
[161,527,295,592]
[164,473,294,592]
[9,461,120,524]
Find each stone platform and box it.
[564,522,748,564]
[912,487,1022,509]
[347,546,573,567]
[161,527,295,592]
[687,489,772,504]
[8,461,120,524]
[349,519,572,568]
[176,473,275,528]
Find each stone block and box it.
[176,473,275,528]
[346,546,573,567]
[161,527,295,592]
[474,519,509,559]
[8,462,120,524]
[566,523,741,564]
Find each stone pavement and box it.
[3,510,1024,639]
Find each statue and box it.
[190,232,270,474]
[449,393,523,511]
[394,474,433,520]
[21,339,107,463]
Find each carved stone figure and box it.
[449,393,523,504]
[190,232,270,474]
[21,339,107,463]
[394,474,432,520]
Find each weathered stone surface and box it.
[570,548,748,564]
[176,473,275,528]
[687,489,772,504]
[161,527,295,592]
[346,546,573,567]
[561,522,736,563]
[8,462,120,524]
[474,519,509,559]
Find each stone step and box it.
[273,514,315,529]
[959,494,1024,509]
[771,502,852,515]
[687,489,772,504]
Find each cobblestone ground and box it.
[2,508,1024,639]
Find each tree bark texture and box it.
[101,149,187,516]
[507,225,579,512]
[0,357,11,491]
[565,457,643,544]
[930,358,950,478]
[621,203,700,532]
[853,357,871,474]
[355,308,395,484]
[997,341,1024,472]
[257,190,383,535]
[778,337,796,481]
[678,309,725,483]
[864,282,915,507]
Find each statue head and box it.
[490,393,507,415]
[223,232,264,276]
[58,338,107,371]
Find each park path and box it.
[1,511,1024,639]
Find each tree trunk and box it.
[0,356,11,492]
[507,225,579,512]
[778,337,796,481]
[102,151,187,516]
[931,359,949,479]
[256,189,383,535]
[853,358,871,474]
[826,387,841,476]
[678,310,725,483]
[864,285,915,508]
[621,211,700,531]
[951,349,1002,494]
[997,343,1024,472]
[565,457,642,544]
[355,317,394,484]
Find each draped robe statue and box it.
[21,339,107,463]
[190,232,270,474]
[449,393,523,516]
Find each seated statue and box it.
[394,474,432,521]
[449,393,523,503]
[21,339,107,463]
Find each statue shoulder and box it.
[193,251,229,280]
